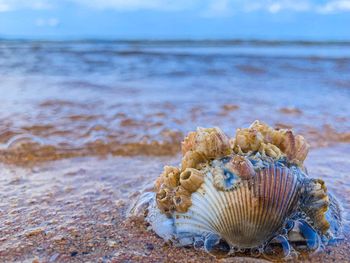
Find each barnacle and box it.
[173,186,192,213]
[162,165,180,188]
[232,120,309,165]
[181,150,207,170]
[182,127,232,159]
[179,168,204,193]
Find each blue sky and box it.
[0,0,350,40]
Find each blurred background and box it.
[0,0,349,162]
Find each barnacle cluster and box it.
[155,127,232,214]
[232,120,309,165]
[130,121,342,261]
[154,165,203,214]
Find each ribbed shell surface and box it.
[175,165,301,248]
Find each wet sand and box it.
[0,145,349,262]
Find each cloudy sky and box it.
[0,0,350,39]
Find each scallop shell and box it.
[175,165,301,248]
[129,121,343,260]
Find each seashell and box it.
[181,150,207,171]
[161,165,180,188]
[293,135,310,162]
[179,168,204,193]
[280,131,310,163]
[175,165,301,248]
[226,155,256,180]
[182,127,232,159]
[279,130,298,159]
[287,220,320,252]
[145,197,175,242]
[130,122,342,260]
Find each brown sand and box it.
[0,145,349,263]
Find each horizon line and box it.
[1,37,350,44]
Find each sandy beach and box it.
[0,145,349,262]
[0,40,349,262]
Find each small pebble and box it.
[145,243,154,250]
[25,227,45,237]
[107,240,118,247]
[49,253,60,262]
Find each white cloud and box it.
[234,0,350,14]
[35,17,60,27]
[32,1,53,10]
[241,1,312,13]
[71,0,199,11]
[268,3,282,13]
[0,0,350,15]
[0,1,10,12]
[0,0,53,12]
[317,0,350,13]
[202,0,232,17]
